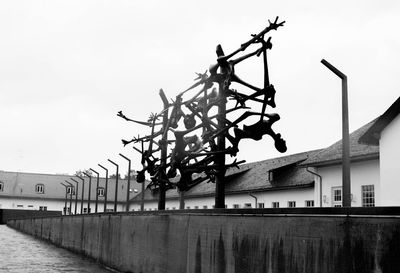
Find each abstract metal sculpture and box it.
[118,17,286,209]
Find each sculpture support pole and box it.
[215,82,227,208]
[158,89,169,210]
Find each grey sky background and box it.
[0,0,399,175]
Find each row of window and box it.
[13,204,47,210]
[331,185,375,207]
[143,201,315,211]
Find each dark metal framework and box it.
[118,17,287,209]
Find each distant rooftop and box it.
[131,149,321,202]
[301,120,379,167]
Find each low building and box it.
[131,96,400,210]
[130,150,321,210]
[0,171,143,214]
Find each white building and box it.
[131,96,400,210]
[2,97,399,212]
[0,171,143,214]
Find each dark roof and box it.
[0,170,142,202]
[301,120,379,167]
[131,149,321,202]
[359,96,400,145]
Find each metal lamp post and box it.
[108,159,119,213]
[90,168,100,213]
[98,164,109,213]
[70,178,79,215]
[119,153,131,212]
[60,183,68,215]
[75,175,85,214]
[321,59,351,207]
[83,172,92,213]
[64,180,74,215]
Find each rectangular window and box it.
[203,205,208,209]
[67,186,75,195]
[83,208,88,213]
[28,205,34,208]
[172,207,176,210]
[186,206,190,209]
[232,204,240,209]
[39,206,47,211]
[305,200,314,207]
[362,185,375,207]
[244,203,252,208]
[97,188,105,197]
[194,206,199,209]
[258,203,265,208]
[288,201,296,208]
[17,204,23,208]
[35,184,44,194]
[332,186,342,207]
[0,182,4,191]
[272,202,279,208]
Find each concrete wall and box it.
[380,114,400,206]
[7,208,400,273]
[0,209,61,224]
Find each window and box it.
[172,207,176,210]
[305,200,314,207]
[39,206,47,211]
[203,205,208,209]
[244,203,252,208]
[288,201,296,208]
[232,204,240,209]
[194,206,199,209]
[35,184,45,194]
[332,187,342,207]
[362,185,375,207]
[105,208,114,212]
[272,202,279,208]
[97,187,105,197]
[258,203,265,208]
[28,205,34,208]
[67,186,75,195]
[63,207,70,213]
[17,204,23,208]
[0,181,4,191]
[186,206,190,209]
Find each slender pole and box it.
[98,164,109,213]
[141,182,145,211]
[119,153,131,212]
[108,159,119,212]
[75,175,85,214]
[321,59,351,207]
[60,183,68,215]
[83,172,92,213]
[179,190,185,210]
[70,178,79,214]
[158,89,169,210]
[65,180,73,215]
[215,45,227,209]
[90,168,100,213]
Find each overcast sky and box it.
[0,0,399,175]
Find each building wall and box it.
[316,159,380,207]
[130,187,315,211]
[0,197,126,214]
[380,114,400,206]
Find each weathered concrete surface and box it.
[7,209,400,273]
[0,208,61,224]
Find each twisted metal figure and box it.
[118,17,287,203]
